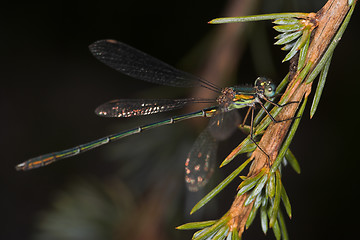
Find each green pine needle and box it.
[278,210,289,240]
[285,149,301,174]
[260,204,268,234]
[274,31,302,45]
[273,24,303,33]
[244,174,268,206]
[237,168,267,196]
[310,54,332,118]
[271,95,308,173]
[208,13,309,24]
[246,204,259,229]
[212,226,228,240]
[297,31,311,70]
[266,173,276,198]
[282,26,311,62]
[281,185,292,219]
[269,171,282,228]
[176,220,217,230]
[272,219,281,240]
[220,137,251,167]
[192,214,230,240]
[273,18,301,25]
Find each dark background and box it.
[1,0,359,239]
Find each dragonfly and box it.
[16,39,295,191]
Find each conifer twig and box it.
[178,0,356,238]
[227,0,353,236]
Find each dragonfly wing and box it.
[89,40,200,88]
[207,110,241,141]
[185,129,218,192]
[95,98,201,117]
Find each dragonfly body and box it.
[16,78,275,171]
[16,39,293,191]
[16,107,216,171]
[217,78,276,111]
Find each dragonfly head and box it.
[254,77,276,98]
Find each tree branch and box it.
[228,0,353,236]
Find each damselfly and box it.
[16,39,295,191]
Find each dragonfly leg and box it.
[249,106,271,166]
[241,107,252,127]
[263,97,299,108]
[258,100,299,123]
[249,99,299,166]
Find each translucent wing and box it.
[185,129,217,192]
[184,110,240,191]
[89,39,201,88]
[207,110,241,140]
[95,98,193,117]
[95,98,216,117]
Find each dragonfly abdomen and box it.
[16,108,216,171]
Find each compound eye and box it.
[265,83,276,98]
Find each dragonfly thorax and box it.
[216,87,236,110]
[216,77,276,112]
